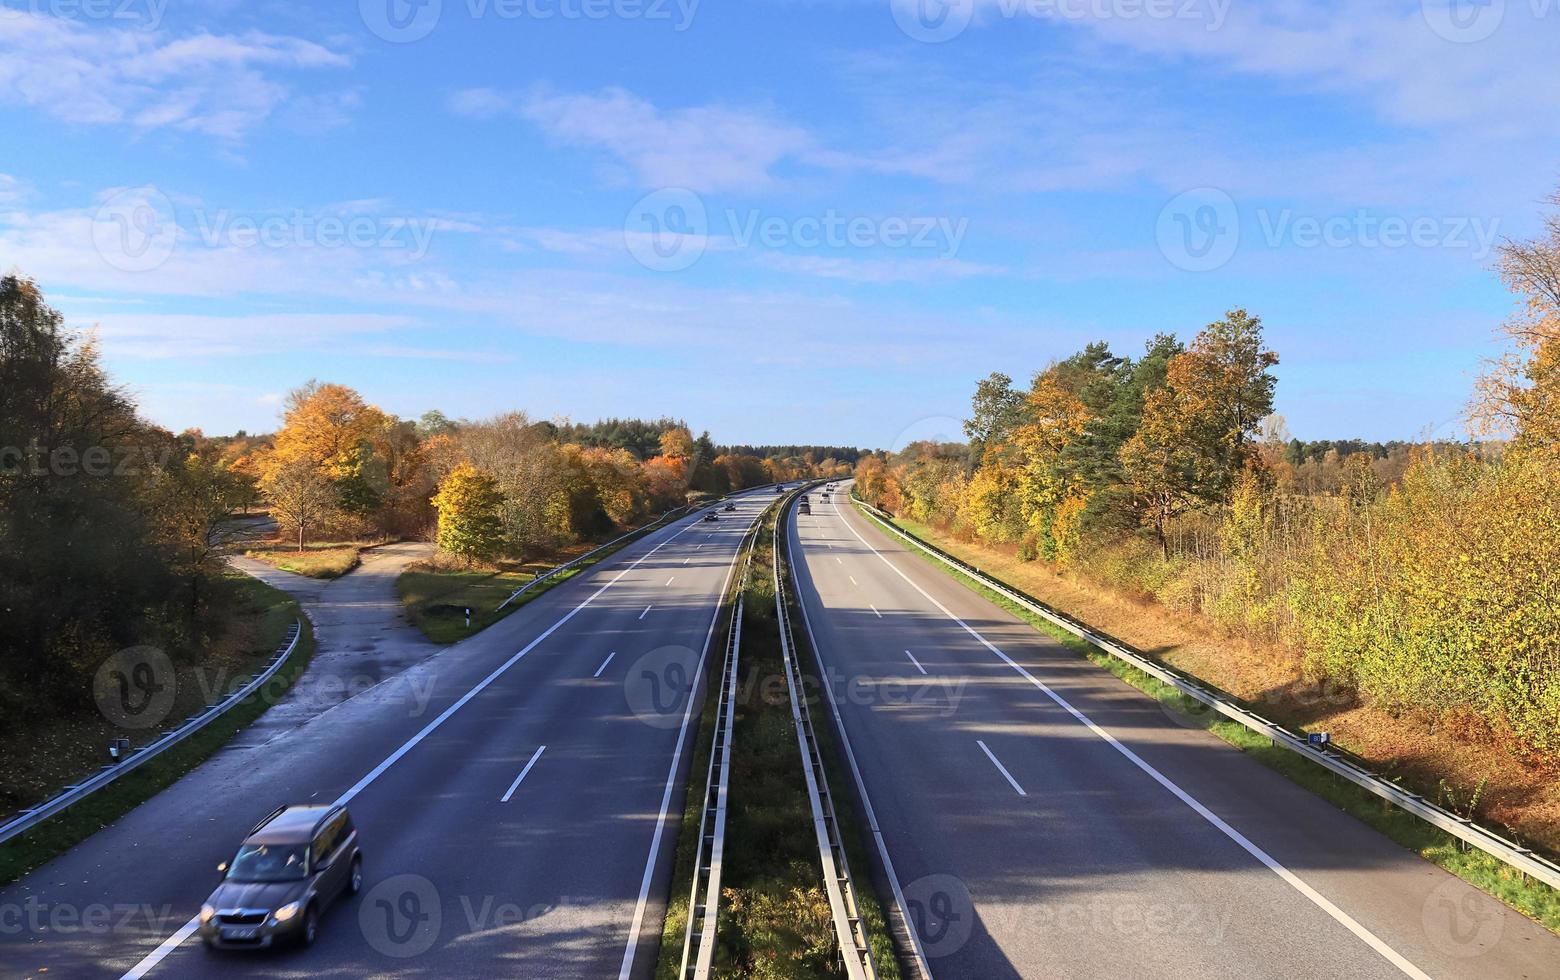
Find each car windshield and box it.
[227,843,308,883]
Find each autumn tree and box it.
[0,276,178,715]
[265,456,338,552]
[1473,185,1560,455]
[432,463,505,564]
[1122,310,1278,554]
[1012,368,1093,560]
[151,447,245,614]
[964,372,1026,459]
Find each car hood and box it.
[206,879,305,911]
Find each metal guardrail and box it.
[496,507,691,611]
[497,486,783,612]
[852,493,1560,893]
[776,488,878,980]
[678,505,768,979]
[0,620,305,847]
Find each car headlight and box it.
[200,905,215,925]
[272,902,300,923]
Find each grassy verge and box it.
[858,500,1560,936]
[654,497,901,979]
[397,508,691,644]
[0,575,315,885]
[244,539,373,579]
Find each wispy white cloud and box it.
[451,86,817,192]
[0,11,352,139]
[932,0,1560,132]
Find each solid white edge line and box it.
[617,508,762,980]
[501,745,548,802]
[120,513,708,980]
[791,501,932,980]
[976,740,1027,797]
[836,498,1432,980]
[594,651,618,678]
[903,650,928,675]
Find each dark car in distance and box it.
[703,511,719,522]
[724,502,737,511]
[200,805,362,951]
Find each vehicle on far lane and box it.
[724,502,737,512]
[199,805,362,951]
[703,512,720,522]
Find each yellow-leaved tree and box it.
[432,463,505,565]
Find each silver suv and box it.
[200,804,363,950]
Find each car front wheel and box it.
[301,904,319,947]
[348,856,363,896]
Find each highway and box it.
[0,490,774,979]
[787,484,1560,980]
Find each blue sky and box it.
[2,0,1558,448]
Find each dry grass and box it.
[243,539,374,578]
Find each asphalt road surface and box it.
[788,483,1560,980]
[0,491,774,980]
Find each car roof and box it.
[245,805,335,844]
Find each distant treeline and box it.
[1282,438,1492,464]
[718,445,866,465]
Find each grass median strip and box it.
[656,502,901,979]
[0,575,316,886]
[858,500,1560,936]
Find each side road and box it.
[223,542,440,750]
